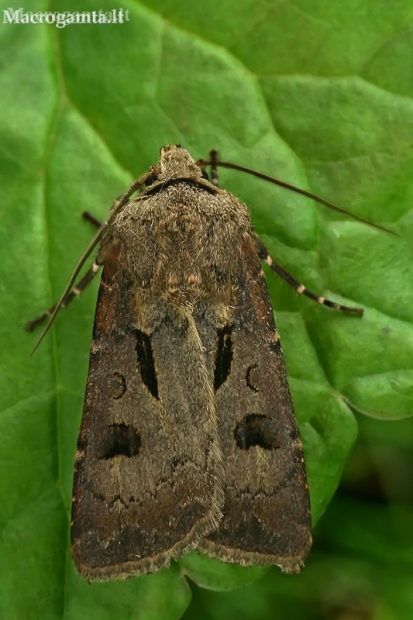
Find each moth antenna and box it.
[30,225,107,356]
[197,158,397,237]
[30,169,156,355]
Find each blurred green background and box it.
[1,0,413,618]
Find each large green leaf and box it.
[1,0,412,617]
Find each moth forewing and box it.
[71,149,229,579]
[199,234,311,572]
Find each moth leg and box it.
[256,237,363,316]
[209,150,220,187]
[26,211,105,331]
[25,260,101,331]
[82,211,103,228]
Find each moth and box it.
[27,144,381,580]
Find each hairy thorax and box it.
[109,181,254,309]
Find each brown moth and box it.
[72,143,312,578]
[28,144,373,580]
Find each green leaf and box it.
[1,0,413,617]
[180,552,270,592]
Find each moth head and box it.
[158,144,203,181]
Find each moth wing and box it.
[200,238,312,573]
[71,243,222,579]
